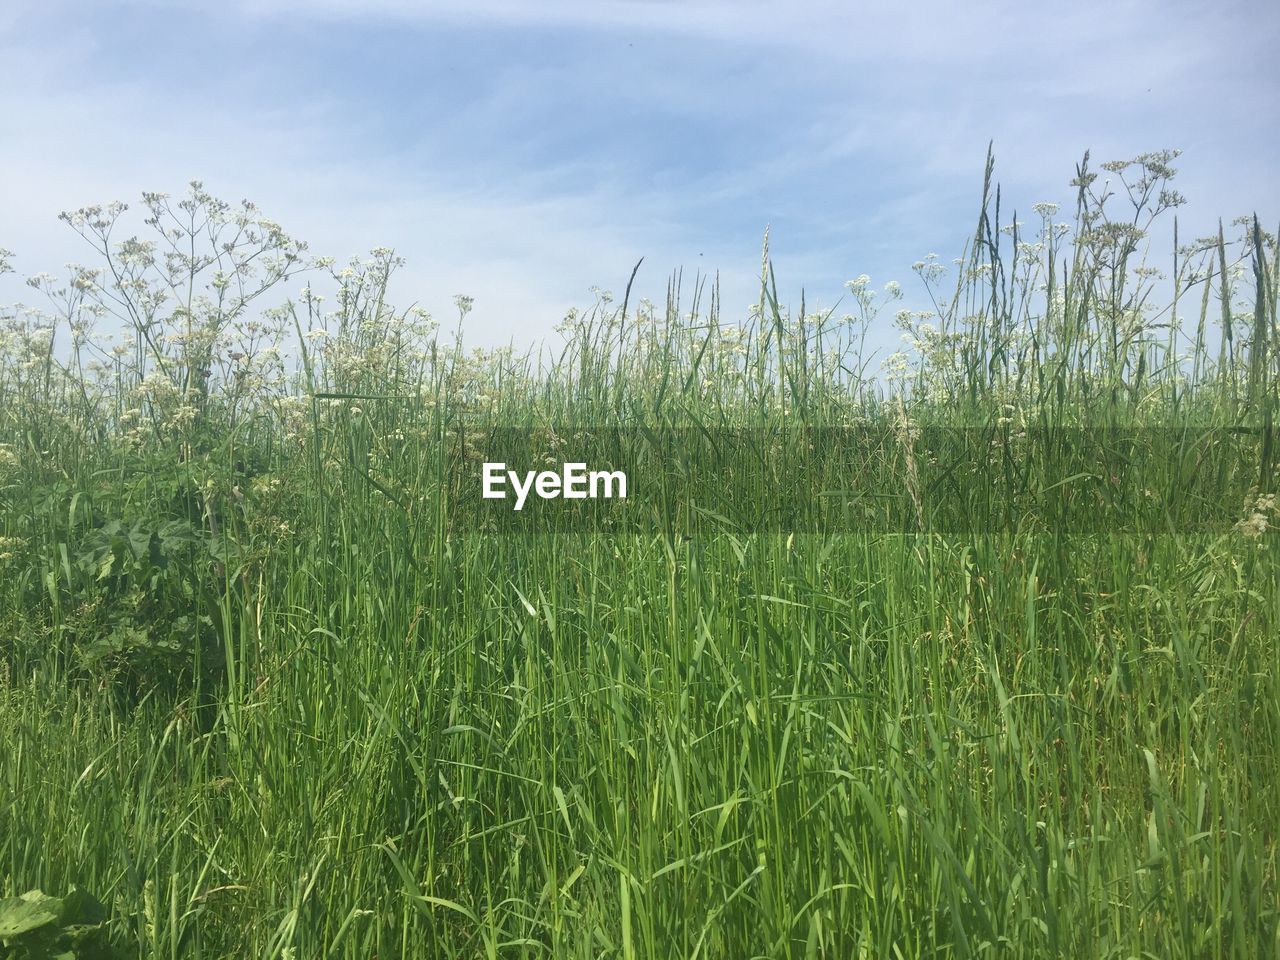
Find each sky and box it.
[1,0,1278,355]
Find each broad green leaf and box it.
[0,889,62,937]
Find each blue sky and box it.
[2,0,1278,353]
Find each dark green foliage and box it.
[64,518,220,693]
[0,888,114,959]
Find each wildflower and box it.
[912,254,946,284]
[0,534,26,562]
[1238,513,1269,540]
[70,266,101,292]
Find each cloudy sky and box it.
[1,0,1277,352]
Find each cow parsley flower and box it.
[1238,512,1269,540]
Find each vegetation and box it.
[1,150,1277,958]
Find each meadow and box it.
[1,150,1277,958]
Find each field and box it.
[1,152,1277,957]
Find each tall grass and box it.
[0,150,1277,958]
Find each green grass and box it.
[0,151,1277,957]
